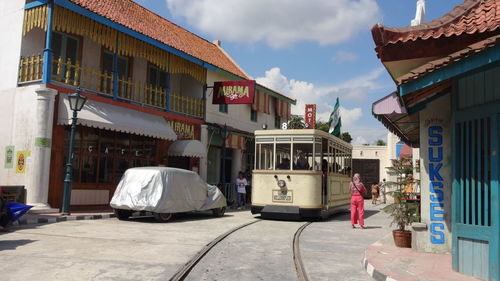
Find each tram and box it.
[251,129,353,220]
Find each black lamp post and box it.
[61,87,87,215]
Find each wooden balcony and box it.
[18,54,204,119]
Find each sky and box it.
[133,0,464,145]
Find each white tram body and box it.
[251,129,353,219]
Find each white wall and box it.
[132,57,147,85]
[82,36,101,72]
[20,27,45,57]
[415,93,452,253]
[170,73,203,99]
[0,85,41,190]
[0,1,25,90]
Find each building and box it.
[0,0,294,212]
[371,0,499,279]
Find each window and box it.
[51,32,79,80]
[275,143,291,170]
[293,143,313,170]
[256,143,273,170]
[148,64,168,89]
[102,51,130,95]
[274,116,281,129]
[219,104,228,113]
[250,109,258,122]
[66,127,157,184]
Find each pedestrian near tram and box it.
[236,171,247,209]
[350,173,367,229]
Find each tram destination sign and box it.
[272,190,293,203]
[212,80,255,104]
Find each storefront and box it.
[47,90,203,210]
[371,1,499,279]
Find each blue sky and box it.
[133,0,463,144]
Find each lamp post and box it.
[220,124,228,186]
[61,88,87,215]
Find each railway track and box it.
[168,220,313,281]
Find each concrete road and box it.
[0,211,256,281]
[186,202,391,281]
[0,202,391,281]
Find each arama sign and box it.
[212,80,255,104]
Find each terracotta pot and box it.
[393,230,411,248]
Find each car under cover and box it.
[110,167,226,213]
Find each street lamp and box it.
[61,87,87,215]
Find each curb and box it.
[11,213,116,227]
[363,251,397,281]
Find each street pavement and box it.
[0,203,391,281]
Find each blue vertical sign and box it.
[428,126,445,244]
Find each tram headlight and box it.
[277,180,286,188]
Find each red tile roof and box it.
[397,35,500,85]
[68,0,249,79]
[372,0,500,48]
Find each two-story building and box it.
[0,0,294,212]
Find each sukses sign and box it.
[212,80,255,104]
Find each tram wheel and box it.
[154,212,172,222]
[212,207,226,217]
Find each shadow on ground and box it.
[0,239,36,251]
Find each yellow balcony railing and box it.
[18,55,205,118]
[18,55,43,83]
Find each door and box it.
[453,109,499,281]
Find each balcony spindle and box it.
[74,61,80,86]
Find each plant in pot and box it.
[382,158,420,248]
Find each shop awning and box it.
[168,140,206,158]
[372,92,420,147]
[57,95,177,141]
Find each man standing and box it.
[236,171,247,209]
[379,179,387,204]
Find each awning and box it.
[168,140,206,158]
[372,92,420,147]
[57,95,177,141]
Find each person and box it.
[277,158,290,170]
[379,178,387,204]
[236,171,248,209]
[245,168,252,205]
[295,152,310,170]
[371,184,379,205]
[350,173,367,229]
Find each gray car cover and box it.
[110,167,226,213]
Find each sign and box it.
[304,104,316,129]
[167,120,195,139]
[35,137,51,147]
[428,126,445,244]
[16,151,29,174]
[4,146,14,168]
[212,80,255,104]
[272,190,293,202]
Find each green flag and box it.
[328,98,341,137]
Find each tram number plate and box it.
[272,190,293,202]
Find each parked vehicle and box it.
[110,167,227,222]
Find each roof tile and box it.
[372,0,500,47]
[69,0,249,79]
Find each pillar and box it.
[28,86,58,211]
[231,149,243,183]
[200,124,208,181]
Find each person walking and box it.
[371,184,379,205]
[236,171,247,209]
[379,178,387,204]
[350,173,367,229]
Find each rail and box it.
[18,54,204,118]
[294,222,312,281]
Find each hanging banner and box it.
[304,104,316,129]
[212,80,255,104]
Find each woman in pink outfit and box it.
[350,173,367,229]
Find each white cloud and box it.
[353,136,368,146]
[166,0,381,48]
[256,67,389,145]
[332,51,358,63]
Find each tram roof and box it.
[254,129,352,148]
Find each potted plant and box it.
[382,158,420,248]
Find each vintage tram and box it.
[251,129,353,219]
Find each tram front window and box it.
[256,143,274,170]
[293,143,313,170]
[276,143,291,170]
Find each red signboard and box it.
[304,104,316,129]
[212,80,256,104]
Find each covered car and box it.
[110,167,226,222]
